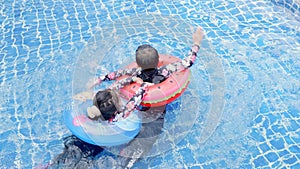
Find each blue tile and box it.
[256,38,265,47]
[265,152,279,162]
[271,125,288,136]
[259,143,271,152]
[289,145,300,153]
[266,129,275,139]
[262,118,270,128]
[254,156,268,168]
[255,115,263,123]
[286,120,300,131]
[271,160,282,168]
[226,2,237,9]
[202,163,217,169]
[283,155,297,164]
[179,148,196,165]
[196,155,207,163]
[229,8,240,15]
[268,113,278,124]
[250,129,265,142]
[0,152,18,168]
[149,156,163,168]
[270,137,285,150]
[291,162,300,169]
[259,102,269,114]
[287,106,299,118]
[278,149,289,157]
[236,14,246,21]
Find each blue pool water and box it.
[0,0,299,168]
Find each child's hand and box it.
[133,77,144,84]
[87,106,101,120]
[144,82,155,86]
[136,77,144,84]
[133,77,154,86]
[193,27,204,46]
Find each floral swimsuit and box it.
[99,45,200,122]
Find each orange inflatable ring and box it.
[118,54,191,107]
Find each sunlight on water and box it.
[0,0,299,168]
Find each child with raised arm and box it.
[89,26,204,168]
[46,27,204,169]
[90,27,204,88]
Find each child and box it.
[47,83,153,168]
[90,26,203,112]
[47,27,204,169]
[135,44,165,84]
[47,86,149,169]
[89,27,203,88]
[90,26,205,168]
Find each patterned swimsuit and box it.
[98,45,199,122]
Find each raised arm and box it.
[158,27,204,78]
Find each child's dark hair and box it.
[136,44,159,70]
[93,89,121,120]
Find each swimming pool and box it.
[0,0,299,168]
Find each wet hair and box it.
[48,135,104,168]
[93,89,121,120]
[136,44,159,70]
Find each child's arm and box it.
[111,83,149,122]
[88,67,142,88]
[158,27,204,78]
[108,76,143,90]
[158,45,200,77]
